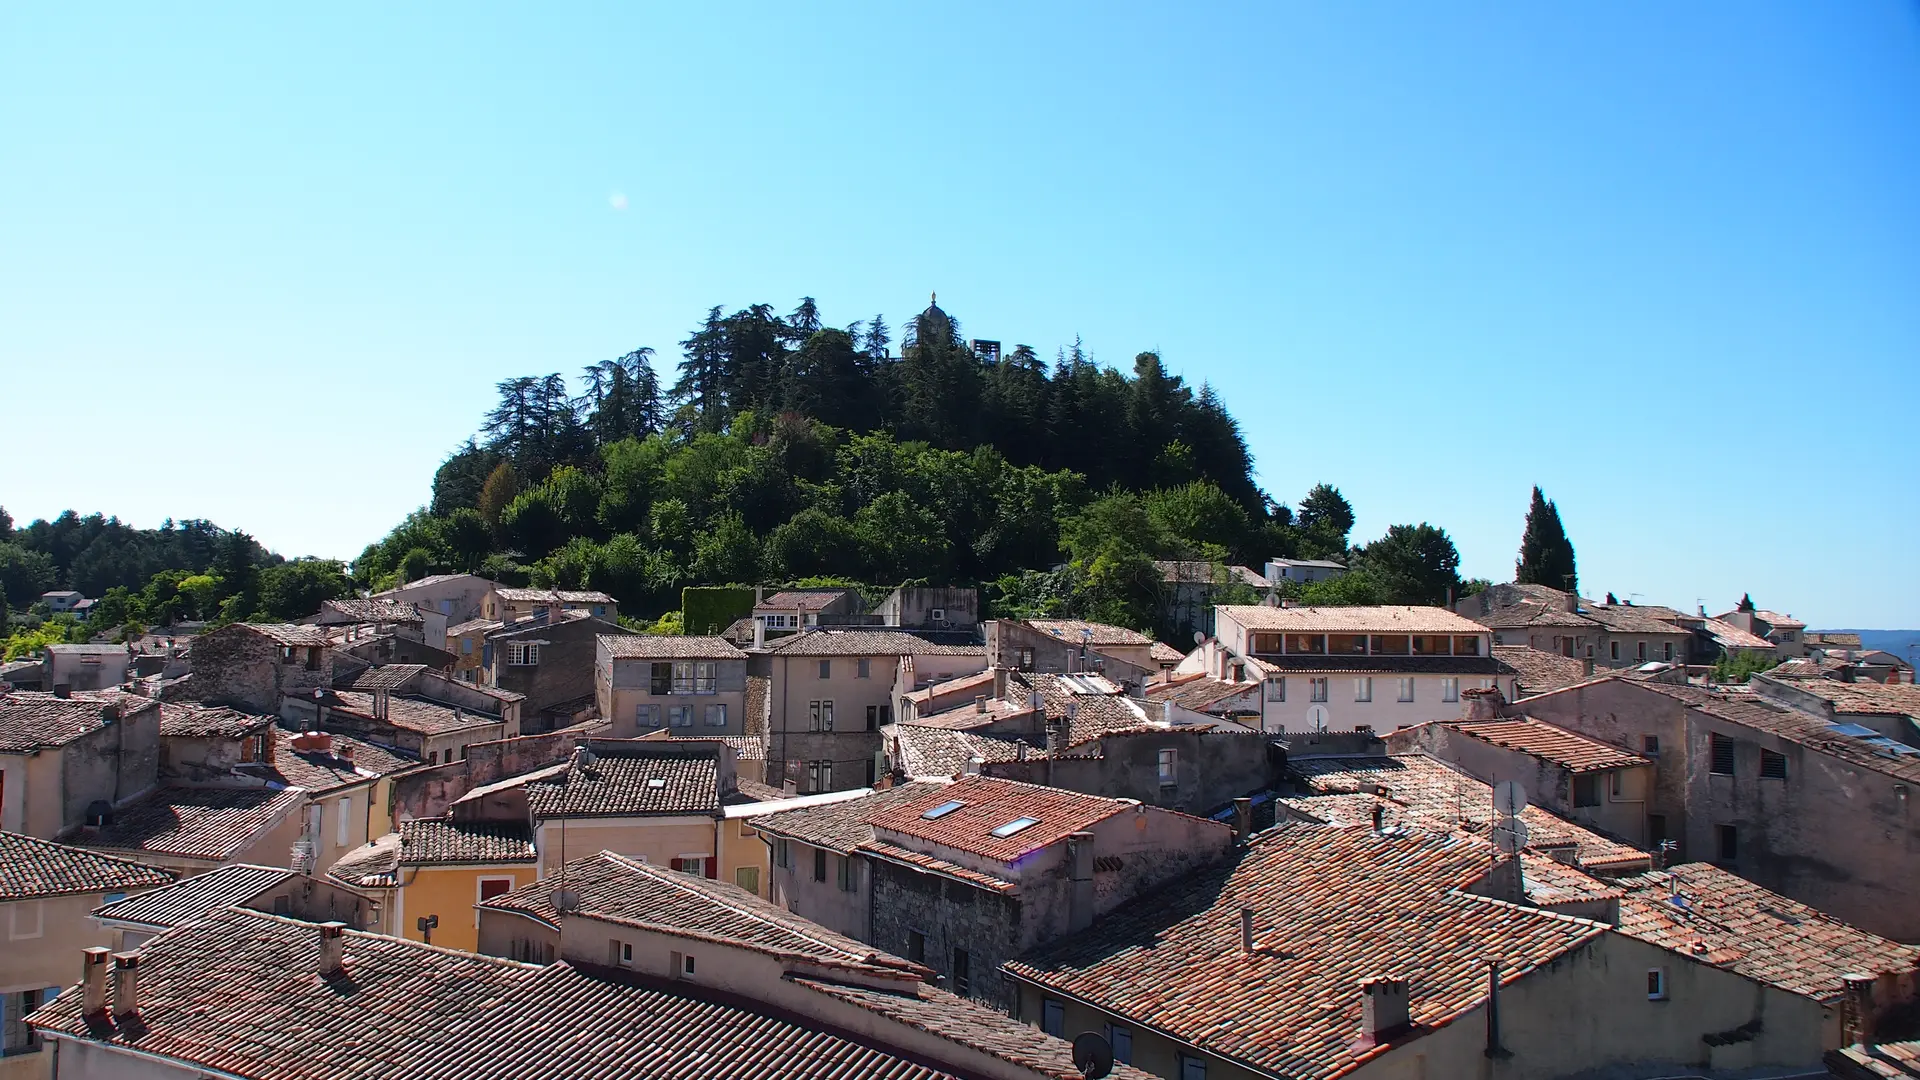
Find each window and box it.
[1761,749,1787,780]
[1180,1054,1209,1080]
[809,700,835,732]
[507,642,539,666]
[669,705,694,728]
[819,660,832,679]
[907,930,926,963]
[1016,647,1035,671]
[1441,677,1460,703]
[613,940,634,967]
[1266,678,1285,702]
[836,855,856,892]
[866,704,883,730]
[650,662,673,695]
[1611,770,1624,797]
[1310,678,1329,703]
[1354,677,1372,703]
[1157,748,1177,787]
[952,948,971,995]
[1710,733,1735,775]
[808,760,833,792]
[923,799,965,820]
[733,865,758,896]
[305,647,323,671]
[336,796,353,846]
[813,847,829,882]
[1397,678,1415,703]
[682,953,696,976]
[9,901,41,940]
[1107,1026,1133,1064]
[1643,735,1659,756]
[1042,999,1066,1037]
[636,703,661,729]
[1585,643,1594,659]
[1647,968,1668,1001]
[1573,774,1601,807]
[856,657,870,679]
[672,857,709,877]
[991,817,1041,838]
[478,876,513,925]
[1609,641,1620,661]
[1717,824,1738,861]
[695,662,717,693]
[1637,641,1647,661]
[1663,642,1674,661]
[703,704,728,728]
[773,838,790,869]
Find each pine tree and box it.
[1515,486,1578,594]
[674,307,729,430]
[862,314,891,360]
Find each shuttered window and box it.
[1710,733,1735,775]
[1760,749,1787,780]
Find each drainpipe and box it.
[1484,958,1509,1059]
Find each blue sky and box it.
[3,3,1916,626]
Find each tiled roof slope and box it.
[765,629,982,657]
[1584,604,1692,635]
[1701,617,1775,652]
[1022,619,1154,646]
[30,906,970,1080]
[92,863,294,927]
[1789,680,1920,719]
[399,818,536,865]
[867,775,1137,862]
[75,786,306,862]
[1613,862,1920,1003]
[1492,645,1592,693]
[758,589,858,610]
[341,664,428,691]
[77,690,272,738]
[1473,602,1597,630]
[324,598,423,623]
[329,832,400,887]
[0,831,173,901]
[1005,826,1606,1080]
[328,691,500,735]
[599,634,747,660]
[1829,1040,1920,1078]
[1285,752,1650,872]
[524,744,722,818]
[1629,680,1920,785]
[1143,674,1255,712]
[1441,716,1652,772]
[1808,632,1864,649]
[240,623,332,647]
[754,782,945,853]
[887,723,1031,779]
[246,730,412,793]
[1222,604,1487,634]
[0,692,134,751]
[487,851,891,964]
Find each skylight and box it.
[646,778,667,789]
[921,799,965,820]
[990,817,1041,838]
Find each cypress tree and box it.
[1515,486,1578,594]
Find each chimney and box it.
[318,921,347,975]
[1485,960,1507,1058]
[964,755,984,776]
[54,684,71,699]
[1046,717,1069,755]
[1582,658,1595,677]
[992,666,1009,702]
[974,695,988,714]
[1240,907,1256,953]
[1462,687,1503,720]
[1564,591,1578,614]
[1233,797,1253,840]
[1843,973,1878,1046]
[81,947,111,1015]
[1016,742,1029,761]
[112,952,141,1017]
[1066,832,1095,932]
[1359,976,1411,1043]
[753,617,765,650]
[338,742,354,764]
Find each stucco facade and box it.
[392,862,538,953]
[598,640,749,740]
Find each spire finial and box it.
[931,291,937,305]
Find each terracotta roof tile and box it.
[524,742,723,818]
[1440,715,1652,772]
[74,786,307,862]
[765,629,983,657]
[0,692,143,751]
[1829,1039,1920,1078]
[92,863,296,928]
[866,775,1137,862]
[1784,679,1920,719]
[1143,674,1257,712]
[753,782,946,853]
[0,830,174,901]
[758,589,859,611]
[238,623,333,647]
[1701,617,1775,652]
[1492,646,1591,694]
[398,817,536,865]
[600,634,747,660]
[1472,601,1599,630]
[341,664,428,691]
[328,690,502,736]
[329,832,400,887]
[322,598,423,623]
[1022,619,1155,647]
[1005,826,1606,1080]
[1629,679,1920,784]
[1614,862,1920,1001]
[887,724,1033,779]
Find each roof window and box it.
[646,778,667,789]
[990,817,1041,838]
[922,800,965,820]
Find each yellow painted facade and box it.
[394,863,538,953]
[721,818,770,899]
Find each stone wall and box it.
[1029,730,1275,815]
[388,729,588,821]
[868,858,1021,1008]
[189,626,332,714]
[59,701,160,830]
[492,617,631,732]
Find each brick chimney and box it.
[112,952,141,1017]
[318,921,347,975]
[1358,976,1411,1044]
[1842,973,1878,1046]
[81,947,111,1015]
[1461,687,1503,720]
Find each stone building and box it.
[1516,674,1920,941]
[986,619,1163,691]
[43,645,133,694]
[187,623,335,714]
[483,611,633,733]
[754,783,945,941]
[596,635,749,739]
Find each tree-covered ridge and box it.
[353,295,1469,637]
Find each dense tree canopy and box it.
[1515,485,1578,595]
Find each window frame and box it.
[1309,678,1329,703]
[703,703,728,728]
[1441,677,1460,703]
[1354,677,1372,702]
[1042,999,1066,1038]
[1397,677,1415,703]
[1760,749,1788,780]
[1573,774,1601,808]
[1709,732,1735,775]
[1647,968,1668,1001]
[1157,748,1177,787]
[1266,677,1285,702]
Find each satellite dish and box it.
[313,688,326,700]
[1306,705,1330,732]
[549,888,581,914]
[1192,630,1205,645]
[1071,1032,1114,1080]
[1491,818,1529,855]
[1493,780,1528,817]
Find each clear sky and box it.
[3,3,1917,626]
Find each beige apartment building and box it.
[597,635,750,738]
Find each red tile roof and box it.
[0,692,148,751]
[1005,825,1606,1080]
[0,831,174,901]
[73,786,307,862]
[866,775,1137,862]
[1224,604,1489,634]
[754,783,947,853]
[1491,645,1592,694]
[1022,619,1154,647]
[599,634,747,660]
[1440,715,1652,772]
[398,817,536,865]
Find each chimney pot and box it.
[1359,976,1411,1041]
[81,947,111,1015]
[1240,907,1255,953]
[1233,797,1253,840]
[1583,658,1595,677]
[318,921,347,975]
[975,695,987,714]
[112,952,141,1016]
